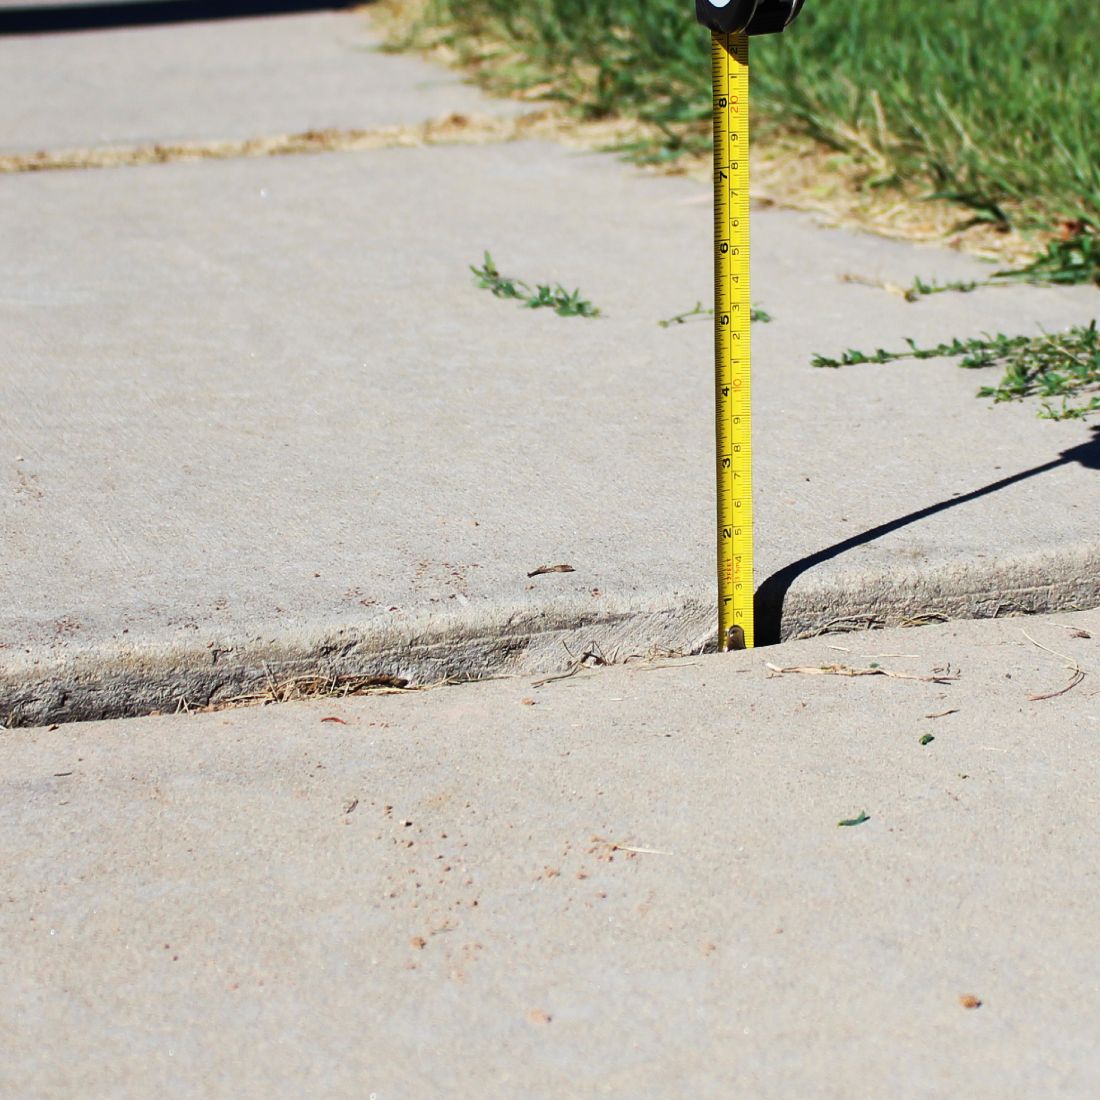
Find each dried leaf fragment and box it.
[321,716,348,724]
[527,563,576,578]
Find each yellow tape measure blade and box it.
[711,31,754,651]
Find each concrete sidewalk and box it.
[0,6,525,154]
[4,612,1100,1097]
[1,5,1099,727]
[4,11,1100,1095]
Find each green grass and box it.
[812,321,1100,419]
[409,0,1100,246]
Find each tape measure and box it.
[710,30,753,651]
[696,1,806,651]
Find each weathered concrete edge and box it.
[3,545,1098,728]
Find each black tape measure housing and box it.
[696,0,804,35]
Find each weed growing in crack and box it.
[812,322,1100,420]
[903,227,1100,300]
[471,252,600,318]
[997,225,1100,288]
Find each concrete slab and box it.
[2,141,1099,725]
[3,612,1100,1097]
[0,7,524,153]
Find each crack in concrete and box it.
[0,110,558,174]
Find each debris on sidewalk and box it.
[527,564,576,578]
[1022,629,1087,701]
[765,663,959,685]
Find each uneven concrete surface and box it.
[3,613,1100,1097]
[0,6,524,154]
[3,140,1099,724]
[4,8,1100,1097]
[2,3,1099,727]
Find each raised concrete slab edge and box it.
[4,137,1099,727]
[5,541,1099,727]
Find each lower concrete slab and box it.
[3,613,1099,1097]
[0,7,523,154]
[1,141,1099,724]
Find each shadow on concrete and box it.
[0,0,355,34]
[754,424,1100,645]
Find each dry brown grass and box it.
[0,113,550,174]
[167,672,419,716]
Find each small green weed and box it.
[903,276,983,301]
[813,321,1100,420]
[838,811,870,828]
[470,252,600,318]
[658,301,772,327]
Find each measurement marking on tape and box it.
[712,30,754,651]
